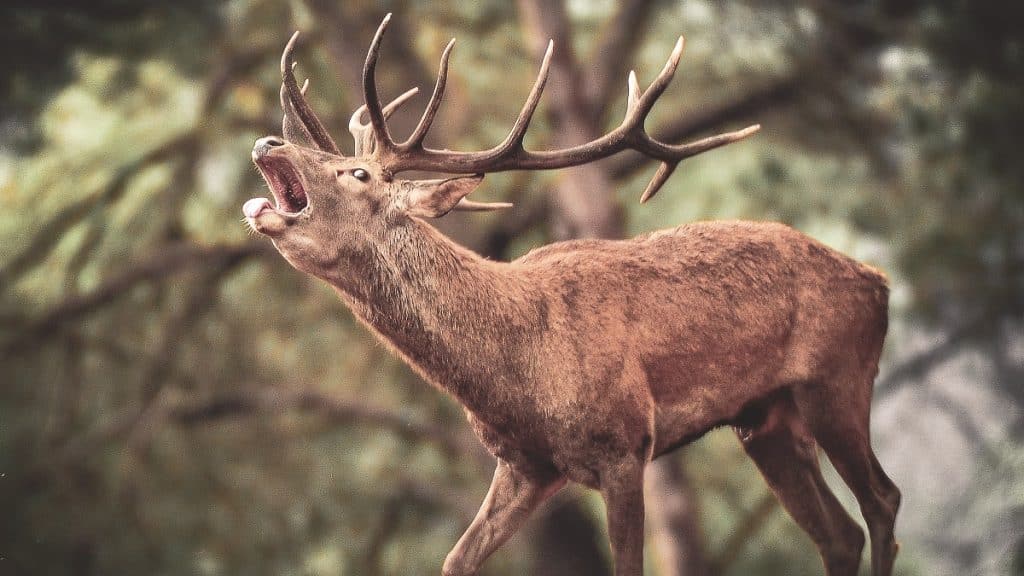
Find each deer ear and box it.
[404,175,485,218]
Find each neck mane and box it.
[327,217,539,406]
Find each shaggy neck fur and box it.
[326,216,539,413]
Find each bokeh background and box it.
[2,1,1023,575]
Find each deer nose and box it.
[252,136,285,159]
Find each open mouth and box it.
[254,155,308,214]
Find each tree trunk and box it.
[646,456,711,576]
[516,2,712,575]
[529,493,613,576]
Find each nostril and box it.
[253,136,287,160]
[256,136,285,148]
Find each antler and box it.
[356,14,760,202]
[349,87,419,156]
[281,32,342,155]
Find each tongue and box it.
[243,198,272,218]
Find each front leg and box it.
[601,456,647,576]
[443,460,565,576]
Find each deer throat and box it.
[333,222,537,408]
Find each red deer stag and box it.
[242,14,901,576]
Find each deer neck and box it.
[327,217,534,406]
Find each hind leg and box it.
[737,392,865,576]
[795,377,901,576]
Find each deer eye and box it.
[352,168,370,182]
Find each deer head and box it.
[243,129,488,279]
[243,13,758,279]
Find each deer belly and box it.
[644,319,792,454]
[465,390,652,488]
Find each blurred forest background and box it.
[2,0,1022,575]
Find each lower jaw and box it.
[250,213,289,235]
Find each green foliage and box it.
[1,0,224,147]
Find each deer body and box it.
[324,216,888,488]
[243,16,901,576]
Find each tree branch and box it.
[583,0,657,122]
[170,387,489,465]
[0,132,198,290]
[24,385,491,500]
[122,260,247,462]
[926,387,1005,470]
[646,456,712,576]
[874,316,989,399]
[1,241,271,356]
[1,36,274,292]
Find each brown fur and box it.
[245,142,901,576]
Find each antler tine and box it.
[622,37,760,203]
[362,14,397,157]
[281,32,341,155]
[497,39,554,153]
[634,124,760,203]
[642,124,762,159]
[631,37,684,122]
[626,70,642,111]
[616,37,684,140]
[350,87,419,156]
[403,38,456,150]
[353,19,758,200]
[382,39,555,173]
[639,163,677,204]
[452,198,514,212]
[281,83,313,145]
[349,87,420,127]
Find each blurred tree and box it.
[1,0,226,148]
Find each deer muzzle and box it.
[252,135,285,160]
[245,136,310,236]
